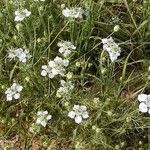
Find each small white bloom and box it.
[138,94,150,114]
[68,105,89,124]
[102,37,121,62]
[62,7,85,19]
[5,83,23,101]
[57,41,76,58]
[8,48,16,59]
[8,48,32,63]
[56,80,74,99]
[41,56,69,78]
[14,9,31,22]
[36,110,52,127]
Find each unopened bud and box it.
[114,25,120,32]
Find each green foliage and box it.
[0,0,150,149]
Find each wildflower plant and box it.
[36,111,52,127]
[68,105,89,124]
[57,41,76,58]
[41,56,69,78]
[56,80,74,100]
[62,7,85,19]
[5,83,23,101]
[102,36,121,62]
[8,48,32,63]
[14,9,31,22]
[1,0,150,149]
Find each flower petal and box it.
[68,111,76,119]
[41,120,47,127]
[138,94,148,102]
[43,111,48,115]
[41,70,47,76]
[37,111,43,116]
[148,109,150,114]
[46,115,52,120]
[6,95,13,101]
[82,112,89,119]
[139,102,148,113]
[14,93,20,99]
[73,105,79,111]
[16,85,23,92]
[41,65,47,70]
[80,105,87,111]
[75,116,82,124]
[36,118,41,124]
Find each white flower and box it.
[8,48,32,63]
[36,110,52,127]
[5,83,23,101]
[138,94,150,114]
[14,9,31,22]
[102,37,121,62]
[41,56,69,78]
[68,105,89,124]
[56,80,74,99]
[62,7,85,19]
[57,41,76,58]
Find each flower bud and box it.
[25,77,30,82]
[66,72,73,79]
[101,67,107,75]
[13,35,18,40]
[61,4,65,9]
[92,125,96,130]
[114,25,120,32]
[96,128,100,133]
[107,111,112,116]
[16,23,23,31]
[75,62,81,67]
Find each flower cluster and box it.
[14,9,31,22]
[36,111,52,127]
[41,56,69,78]
[102,37,121,62]
[57,41,76,58]
[8,48,32,63]
[56,80,74,99]
[138,94,150,114]
[62,7,85,19]
[5,83,23,101]
[68,105,89,124]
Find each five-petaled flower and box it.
[56,80,74,99]
[14,9,31,22]
[5,83,23,101]
[36,111,52,127]
[8,48,32,63]
[62,7,85,19]
[57,41,76,58]
[68,105,89,124]
[138,94,150,114]
[102,36,121,62]
[41,56,69,78]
